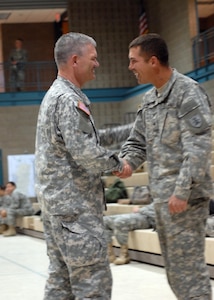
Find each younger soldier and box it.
[114,33,212,299]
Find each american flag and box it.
[139,3,149,35]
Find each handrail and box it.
[0,60,213,99]
[0,61,57,92]
[192,27,214,69]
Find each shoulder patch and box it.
[179,99,210,134]
[78,100,90,116]
[188,113,203,128]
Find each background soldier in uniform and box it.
[9,38,28,91]
[0,181,34,236]
[35,32,131,300]
[114,33,213,300]
[206,199,214,237]
[0,185,11,234]
[104,202,155,265]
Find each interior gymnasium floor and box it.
[0,234,213,300]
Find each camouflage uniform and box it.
[0,194,11,208]
[99,123,133,150]
[104,202,155,245]
[9,47,27,91]
[206,215,214,237]
[119,69,212,299]
[1,190,34,226]
[35,76,124,300]
[0,194,12,225]
[206,199,214,237]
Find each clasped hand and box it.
[113,159,133,179]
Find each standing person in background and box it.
[9,38,28,92]
[115,33,213,300]
[0,181,34,236]
[35,32,131,300]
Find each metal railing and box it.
[192,27,214,69]
[0,61,57,92]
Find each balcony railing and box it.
[0,48,214,94]
[0,61,57,92]
[192,27,214,69]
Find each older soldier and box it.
[0,181,34,236]
[35,32,131,300]
[104,202,155,265]
[115,34,213,300]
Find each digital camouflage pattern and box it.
[0,194,11,209]
[9,47,27,91]
[99,123,134,148]
[0,190,34,226]
[206,215,214,237]
[104,202,155,245]
[130,185,152,204]
[119,69,213,299]
[35,76,123,217]
[35,76,124,299]
[120,69,213,203]
[155,201,211,300]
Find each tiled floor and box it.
[0,234,213,300]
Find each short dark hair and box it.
[6,181,16,187]
[16,38,23,42]
[0,185,5,190]
[129,33,169,66]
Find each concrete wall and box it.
[0,106,40,182]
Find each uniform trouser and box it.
[154,200,212,300]
[104,213,151,245]
[10,68,25,91]
[42,214,112,300]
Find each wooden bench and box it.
[112,229,214,279]
[16,168,214,279]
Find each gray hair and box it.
[54,32,96,68]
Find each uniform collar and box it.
[57,75,91,106]
[146,69,178,106]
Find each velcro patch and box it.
[184,109,209,133]
[188,113,203,128]
[78,100,90,116]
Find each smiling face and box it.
[74,43,99,87]
[128,46,153,85]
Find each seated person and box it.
[205,199,214,237]
[104,202,155,265]
[0,185,12,234]
[0,181,34,237]
[105,197,213,266]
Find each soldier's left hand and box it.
[168,195,188,214]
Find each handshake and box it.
[113,159,133,179]
[0,209,7,218]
